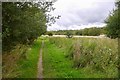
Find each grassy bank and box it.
[43,37,118,78]
[2,37,42,78]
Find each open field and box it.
[2,0,120,79]
[2,36,118,78]
[43,37,118,78]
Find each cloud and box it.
[47,22,106,31]
[47,0,115,31]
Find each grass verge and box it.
[2,37,42,78]
[17,37,42,78]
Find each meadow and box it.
[2,36,118,78]
[43,37,118,78]
[2,1,120,79]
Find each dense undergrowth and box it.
[44,37,118,78]
[2,37,42,78]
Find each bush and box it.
[66,31,73,38]
[47,32,53,36]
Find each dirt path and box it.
[37,40,44,78]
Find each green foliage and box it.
[105,1,120,38]
[2,1,57,52]
[88,27,100,36]
[66,31,73,38]
[75,30,83,35]
[2,37,42,78]
[47,32,53,36]
[18,37,42,78]
[77,27,106,36]
[47,37,118,78]
[2,44,29,78]
[2,2,45,51]
[43,38,82,78]
[47,27,106,36]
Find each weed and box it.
[46,37,118,78]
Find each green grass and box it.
[2,36,47,78]
[43,37,118,78]
[2,36,118,78]
[43,39,83,78]
[17,37,42,78]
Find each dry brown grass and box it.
[2,44,28,78]
[72,40,82,68]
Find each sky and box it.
[47,0,115,31]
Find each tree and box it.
[75,30,82,35]
[2,1,58,51]
[87,27,101,36]
[82,28,89,36]
[105,1,120,78]
[105,1,120,38]
[66,31,73,38]
[47,32,53,36]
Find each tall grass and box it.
[2,37,42,78]
[17,37,42,78]
[49,37,118,78]
[2,44,28,78]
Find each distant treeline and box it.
[47,27,107,36]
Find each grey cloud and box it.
[48,0,115,31]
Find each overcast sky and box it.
[47,0,115,31]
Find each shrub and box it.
[66,31,73,38]
[47,32,53,36]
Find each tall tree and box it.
[105,1,120,38]
[105,1,120,78]
[2,1,58,51]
